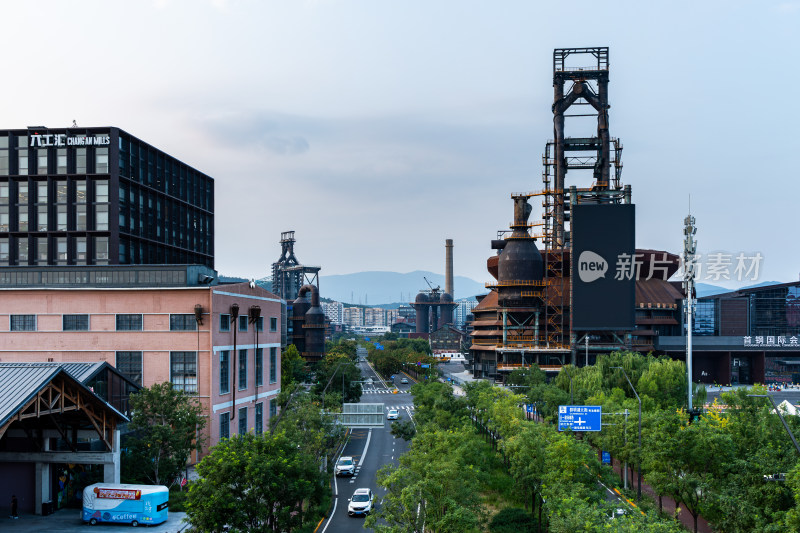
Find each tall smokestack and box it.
[445,239,454,298]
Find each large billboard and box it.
[571,204,635,330]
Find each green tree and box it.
[367,427,486,532]
[122,382,205,486]
[270,391,344,461]
[186,432,325,532]
[281,344,306,385]
[636,357,687,410]
[642,409,735,533]
[505,365,546,394]
[312,352,363,404]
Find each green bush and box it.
[169,486,189,512]
[489,507,538,533]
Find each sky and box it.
[3,1,799,289]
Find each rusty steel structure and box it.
[271,231,321,302]
[471,47,657,380]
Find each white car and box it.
[387,409,399,420]
[400,377,409,384]
[335,456,355,477]
[348,488,374,516]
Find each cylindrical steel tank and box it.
[413,292,431,333]
[291,288,311,354]
[497,196,544,300]
[304,286,325,361]
[438,292,455,328]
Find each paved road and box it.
[319,358,415,533]
[0,511,189,532]
[705,385,800,407]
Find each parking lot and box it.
[0,510,189,532]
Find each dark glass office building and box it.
[0,127,213,268]
[656,281,800,385]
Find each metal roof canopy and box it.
[0,363,129,450]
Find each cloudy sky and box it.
[4,1,799,287]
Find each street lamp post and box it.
[748,394,800,455]
[612,366,642,502]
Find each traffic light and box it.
[688,408,702,424]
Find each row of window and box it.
[0,138,109,176]
[7,313,282,332]
[116,350,196,392]
[7,313,199,332]
[219,314,278,333]
[218,400,277,439]
[218,347,278,394]
[0,179,109,233]
[118,135,213,211]
[0,235,109,266]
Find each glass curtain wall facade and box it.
[0,127,213,268]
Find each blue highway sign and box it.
[558,405,602,432]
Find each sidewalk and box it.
[609,458,713,533]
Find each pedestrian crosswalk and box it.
[363,388,409,394]
[385,405,415,412]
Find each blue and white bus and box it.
[82,483,169,527]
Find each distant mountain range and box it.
[318,270,488,305]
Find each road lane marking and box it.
[319,496,338,533]
[359,429,373,466]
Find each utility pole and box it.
[683,212,697,411]
[612,367,641,502]
[585,336,589,367]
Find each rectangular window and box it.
[0,136,8,175]
[96,148,109,173]
[75,237,86,264]
[36,204,48,232]
[56,148,66,174]
[171,351,197,393]
[63,314,89,331]
[76,148,87,173]
[36,237,47,264]
[95,203,109,230]
[255,348,263,387]
[238,407,247,436]
[238,315,248,332]
[238,349,247,390]
[17,238,28,265]
[17,182,28,231]
[95,180,109,202]
[94,236,109,265]
[219,350,230,394]
[170,314,197,331]
[270,347,277,384]
[76,204,86,230]
[220,412,230,440]
[220,314,230,332]
[10,314,36,331]
[116,351,143,386]
[37,150,47,175]
[255,403,263,435]
[18,143,28,174]
[116,314,143,331]
[56,237,67,264]
[256,316,264,332]
[270,399,277,418]
[0,238,8,266]
[17,148,28,175]
[270,317,278,332]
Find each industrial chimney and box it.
[445,239,454,298]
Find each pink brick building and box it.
[0,279,282,455]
